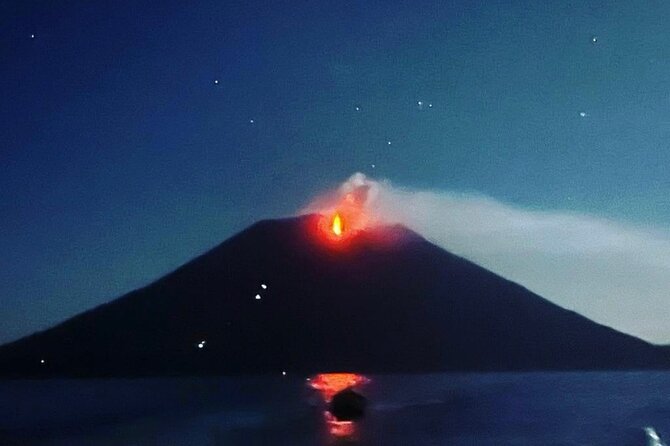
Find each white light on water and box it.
[644,427,665,446]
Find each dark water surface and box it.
[1,372,669,445]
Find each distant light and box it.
[579,111,587,117]
[428,103,433,108]
[387,141,392,145]
[282,371,287,376]
[197,340,206,349]
[40,359,45,364]
[355,106,360,111]
[255,294,262,300]
[261,284,267,290]
[591,36,598,43]
[214,79,219,84]
[371,164,376,169]
[249,119,254,124]
[30,34,35,39]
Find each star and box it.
[249,119,254,124]
[387,141,392,146]
[355,106,360,111]
[261,284,267,289]
[282,371,287,376]
[255,294,261,300]
[30,34,35,39]
[214,79,219,85]
[40,359,45,364]
[579,111,587,118]
[591,36,598,44]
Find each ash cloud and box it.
[304,173,670,344]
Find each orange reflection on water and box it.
[308,373,370,439]
[324,411,356,437]
[309,373,370,402]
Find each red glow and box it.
[317,206,371,244]
[317,212,351,244]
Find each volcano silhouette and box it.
[1,214,668,377]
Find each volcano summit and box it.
[0,214,668,377]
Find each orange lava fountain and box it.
[331,213,343,236]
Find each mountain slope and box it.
[1,214,667,377]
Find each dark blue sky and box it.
[2,0,670,344]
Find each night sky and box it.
[2,1,670,344]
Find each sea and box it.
[1,372,669,445]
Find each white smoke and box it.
[304,173,670,344]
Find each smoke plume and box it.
[303,173,670,344]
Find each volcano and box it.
[1,214,668,377]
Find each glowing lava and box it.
[331,213,343,236]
